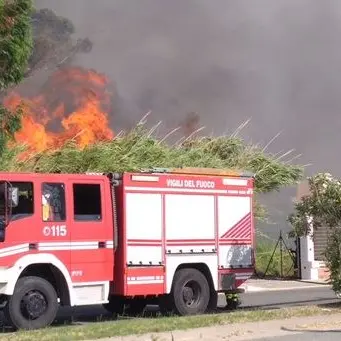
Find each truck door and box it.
[39,181,71,274]
[69,179,113,283]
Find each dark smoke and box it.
[31,0,341,239]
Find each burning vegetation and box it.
[3,66,114,153]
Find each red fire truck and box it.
[0,167,255,330]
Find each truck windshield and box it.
[0,182,33,220]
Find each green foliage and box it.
[288,173,341,236]
[0,105,22,156]
[324,228,341,294]
[0,0,33,157]
[255,239,295,278]
[0,0,33,90]
[0,122,303,197]
[288,172,341,293]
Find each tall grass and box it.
[0,121,304,195]
[255,239,296,278]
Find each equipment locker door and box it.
[69,179,113,283]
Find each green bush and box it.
[288,173,341,293]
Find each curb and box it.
[242,284,332,293]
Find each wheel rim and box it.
[20,290,48,320]
[182,280,201,307]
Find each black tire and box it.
[207,291,218,313]
[103,295,124,317]
[171,268,210,316]
[4,276,59,330]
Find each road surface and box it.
[96,313,341,341]
[55,285,338,323]
[239,286,338,309]
[253,334,341,341]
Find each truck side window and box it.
[42,183,66,222]
[73,184,102,221]
[11,182,34,220]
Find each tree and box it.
[288,173,341,294]
[0,0,33,156]
[26,8,92,77]
[0,2,93,156]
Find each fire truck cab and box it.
[0,168,255,330]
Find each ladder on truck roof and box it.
[85,167,254,178]
[141,167,254,178]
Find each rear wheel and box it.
[171,268,210,316]
[4,276,59,330]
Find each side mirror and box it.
[9,187,19,208]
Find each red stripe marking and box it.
[128,239,161,243]
[228,220,251,239]
[239,227,252,239]
[219,240,251,245]
[126,283,164,296]
[220,213,250,239]
[167,239,215,242]
[126,266,164,277]
[166,242,215,247]
[226,219,250,239]
[220,213,251,239]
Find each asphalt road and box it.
[253,332,341,341]
[55,285,339,323]
[239,286,338,309]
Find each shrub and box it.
[288,172,341,293]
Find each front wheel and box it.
[171,268,210,316]
[4,276,59,330]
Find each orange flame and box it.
[3,66,114,154]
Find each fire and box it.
[3,66,114,154]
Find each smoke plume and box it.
[30,0,341,238]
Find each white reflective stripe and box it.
[127,275,164,285]
[106,241,114,248]
[235,273,253,280]
[127,276,164,281]
[126,186,228,194]
[39,243,98,251]
[131,175,159,182]
[0,241,114,258]
[222,178,248,186]
[0,244,30,257]
[127,280,164,285]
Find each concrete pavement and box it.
[239,286,337,309]
[92,313,341,341]
[240,278,330,293]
